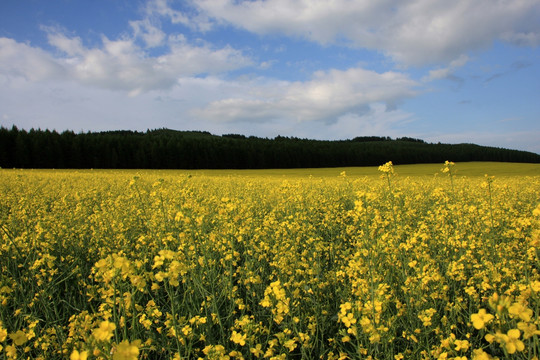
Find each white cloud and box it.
[0,27,252,95]
[423,54,469,82]
[144,0,191,26]
[320,104,416,140]
[0,38,65,81]
[130,19,166,48]
[191,0,540,66]
[145,0,213,32]
[192,67,420,123]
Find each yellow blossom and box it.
[250,344,263,357]
[517,321,540,339]
[0,326,7,342]
[454,339,469,352]
[472,349,492,360]
[470,309,494,330]
[508,302,533,322]
[70,350,88,360]
[93,321,116,342]
[283,339,296,352]
[230,331,247,346]
[9,330,27,346]
[6,345,17,358]
[504,329,525,354]
[181,325,192,336]
[378,161,394,174]
[113,339,141,360]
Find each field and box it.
[0,162,539,359]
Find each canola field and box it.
[0,162,539,360]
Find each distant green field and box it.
[7,161,539,178]
[178,161,540,178]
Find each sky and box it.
[1,0,539,153]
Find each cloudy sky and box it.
[1,0,539,153]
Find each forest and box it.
[1,126,539,169]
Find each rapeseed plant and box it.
[0,165,538,359]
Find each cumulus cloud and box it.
[190,0,540,66]
[0,27,252,96]
[192,67,420,123]
[0,38,65,81]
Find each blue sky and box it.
[1,0,539,153]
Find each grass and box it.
[14,161,539,178]
[161,161,540,177]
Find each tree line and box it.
[1,126,539,169]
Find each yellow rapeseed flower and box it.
[504,329,525,354]
[471,349,492,360]
[113,339,141,360]
[5,345,17,358]
[533,204,540,217]
[283,339,296,352]
[508,302,533,322]
[0,326,7,342]
[230,331,247,346]
[518,321,540,339]
[378,161,394,174]
[93,321,116,342]
[454,339,470,352]
[9,330,27,346]
[470,309,494,330]
[70,350,88,360]
[250,344,263,357]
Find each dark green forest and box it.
[1,126,539,169]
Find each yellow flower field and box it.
[0,164,539,359]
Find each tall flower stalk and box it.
[441,160,455,193]
[378,161,395,193]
